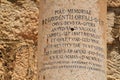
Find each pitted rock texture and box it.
[0,0,120,80]
[108,0,120,7]
[0,0,38,80]
[107,0,120,80]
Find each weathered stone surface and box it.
[39,0,107,80]
[12,43,37,80]
[115,16,120,25]
[0,0,38,80]
[108,0,120,7]
[107,11,115,27]
[107,5,120,80]
[0,0,120,80]
[107,11,115,44]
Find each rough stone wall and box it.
[0,0,120,80]
[0,0,38,80]
[107,0,120,80]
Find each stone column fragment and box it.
[38,0,107,80]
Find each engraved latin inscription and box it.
[40,8,105,73]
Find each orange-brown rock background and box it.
[0,0,120,80]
